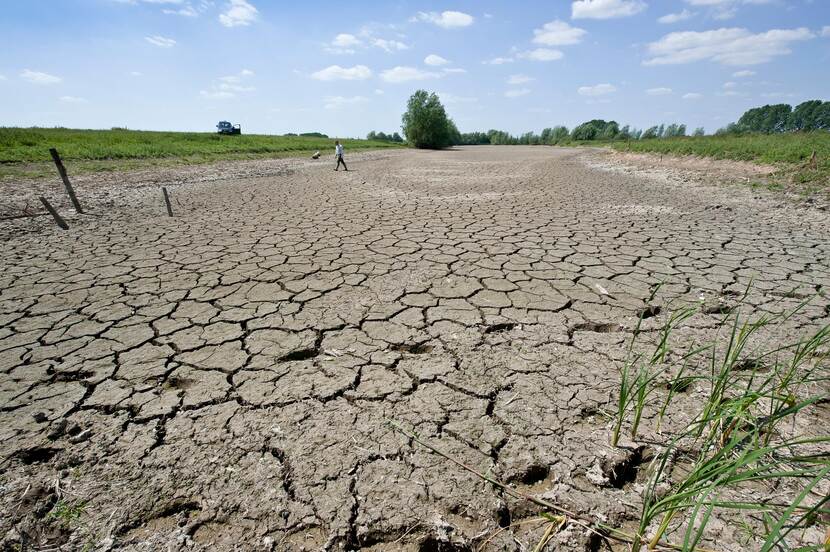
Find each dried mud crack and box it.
[1,146,828,551]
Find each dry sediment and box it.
[1,146,828,551]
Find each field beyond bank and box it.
[0,127,403,179]
[608,132,830,190]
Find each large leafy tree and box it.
[401,90,456,149]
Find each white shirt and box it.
[335,144,344,156]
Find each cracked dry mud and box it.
[1,146,828,551]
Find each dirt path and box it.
[1,146,828,551]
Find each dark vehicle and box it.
[216,121,241,135]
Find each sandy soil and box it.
[1,146,828,551]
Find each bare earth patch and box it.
[0,146,828,551]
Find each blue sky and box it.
[1,0,828,136]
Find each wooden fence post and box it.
[39,197,69,230]
[162,187,173,217]
[49,148,83,214]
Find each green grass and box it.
[0,127,404,179]
[614,294,830,550]
[609,132,830,191]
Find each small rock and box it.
[47,419,68,440]
[32,412,48,423]
[69,428,92,444]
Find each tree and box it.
[401,90,456,149]
[642,126,659,139]
[551,126,570,144]
[693,127,705,137]
[738,104,791,133]
[788,100,830,131]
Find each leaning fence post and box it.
[162,187,173,217]
[39,197,69,230]
[49,148,83,214]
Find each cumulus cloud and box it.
[219,0,257,27]
[645,27,814,66]
[442,68,467,74]
[145,35,176,47]
[372,38,408,52]
[578,83,617,96]
[822,26,830,37]
[59,96,87,103]
[412,11,474,29]
[517,48,564,61]
[682,92,703,99]
[424,54,450,66]
[658,9,695,23]
[310,65,372,81]
[507,74,535,85]
[20,69,62,84]
[333,33,360,47]
[324,95,368,109]
[684,0,776,21]
[162,4,198,16]
[646,87,673,95]
[572,0,647,19]
[482,56,514,65]
[0,74,7,81]
[732,69,755,77]
[532,20,587,46]
[380,66,441,83]
[200,69,255,99]
[505,88,531,98]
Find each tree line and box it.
[365,130,404,143]
[397,90,829,149]
[717,100,830,135]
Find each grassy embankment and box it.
[0,127,403,180]
[609,132,830,193]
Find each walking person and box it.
[334,140,348,171]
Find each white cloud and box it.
[723,81,737,88]
[645,27,815,66]
[732,69,755,77]
[372,38,408,52]
[424,54,450,66]
[442,68,467,74]
[333,33,360,48]
[572,0,647,19]
[200,69,255,99]
[310,65,372,81]
[413,10,474,29]
[0,75,7,81]
[518,48,564,61]
[324,95,368,109]
[219,0,257,27]
[145,35,176,47]
[380,66,441,83]
[374,89,384,95]
[59,96,87,103]
[20,69,62,84]
[162,4,198,16]
[682,92,703,99]
[658,9,695,23]
[438,92,478,104]
[684,0,777,20]
[129,71,143,77]
[507,74,535,85]
[532,20,587,46]
[482,56,514,65]
[505,88,531,98]
[822,26,830,37]
[646,87,673,95]
[578,83,617,96]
